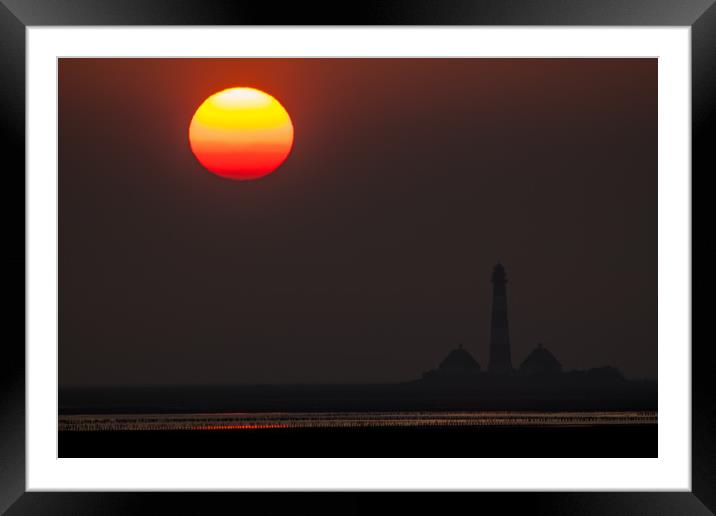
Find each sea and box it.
[59,410,656,432]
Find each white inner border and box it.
[27,27,691,491]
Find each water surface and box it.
[59,410,657,431]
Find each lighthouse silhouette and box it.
[488,262,513,374]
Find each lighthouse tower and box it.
[488,262,513,374]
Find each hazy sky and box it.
[59,58,656,386]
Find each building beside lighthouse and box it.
[421,344,481,381]
[519,342,562,375]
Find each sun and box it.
[189,87,294,180]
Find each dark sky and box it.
[59,58,656,386]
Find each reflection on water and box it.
[59,411,657,431]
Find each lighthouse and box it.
[488,262,513,374]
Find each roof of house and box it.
[438,345,481,371]
[520,343,562,373]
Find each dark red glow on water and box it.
[192,424,288,430]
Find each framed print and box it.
[4,1,712,514]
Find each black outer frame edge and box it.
[2,0,713,514]
[692,1,716,513]
[0,0,714,26]
[0,1,26,515]
[1,492,715,516]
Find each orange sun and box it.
[189,87,294,180]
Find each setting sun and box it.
[189,87,294,180]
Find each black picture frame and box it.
[2,1,711,514]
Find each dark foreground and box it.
[60,424,657,457]
[60,380,657,414]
